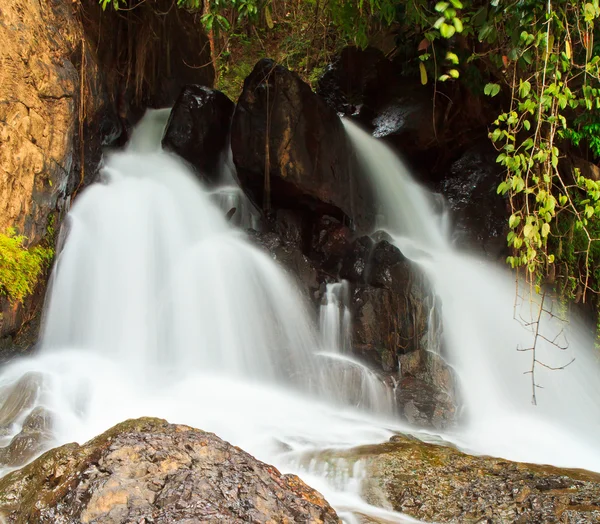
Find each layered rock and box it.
[162,86,235,183]
[0,417,340,523]
[231,59,373,230]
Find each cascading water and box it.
[2,104,599,522]
[344,118,600,471]
[318,280,394,413]
[0,110,413,523]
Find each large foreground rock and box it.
[0,417,340,523]
[329,435,600,523]
[231,59,372,230]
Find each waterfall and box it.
[320,281,352,353]
[0,110,414,523]
[318,280,394,413]
[344,118,600,471]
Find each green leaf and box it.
[453,17,464,33]
[419,62,428,85]
[446,52,459,65]
[519,80,531,98]
[541,222,550,237]
[440,23,456,38]
[435,2,450,13]
[484,83,501,97]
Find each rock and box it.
[317,46,398,118]
[339,236,429,370]
[571,156,600,181]
[0,373,43,431]
[352,435,600,523]
[352,285,423,371]
[162,86,235,183]
[249,229,319,299]
[317,47,436,163]
[0,407,54,468]
[311,216,353,273]
[395,377,456,430]
[0,417,340,523]
[441,140,508,257]
[231,59,373,230]
[78,0,215,124]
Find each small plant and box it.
[0,228,54,304]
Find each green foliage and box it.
[0,228,54,304]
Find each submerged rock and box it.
[314,436,600,523]
[162,85,235,183]
[0,417,340,523]
[231,59,373,230]
[0,407,53,468]
[0,373,42,431]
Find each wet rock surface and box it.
[231,59,373,230]
[163,86,235,183]
[355,435,600,523]
[0,407,53,469]
[395,377,456,430]
[340,236,429,369]
[317,46,398,119]
[442,141,508,256]
[0,417,340,523]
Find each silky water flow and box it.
[344,118,600,473]
[0,111,415,523]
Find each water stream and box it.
[0,111,412,522]
[344,119,600,472]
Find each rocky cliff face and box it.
[0,417,340,523]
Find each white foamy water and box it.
[344,118,600,472]
[0,111,413,523]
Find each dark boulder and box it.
[162,86,235,183]
[339,236,429,370]
[0,417,340,523]
[317,47,436,167]
[311,215,353,273]
[441,140,508,257]
[317,46,398,118]
[248,228,319,300]
[231,59,373,231]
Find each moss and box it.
[0,228,54,304]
